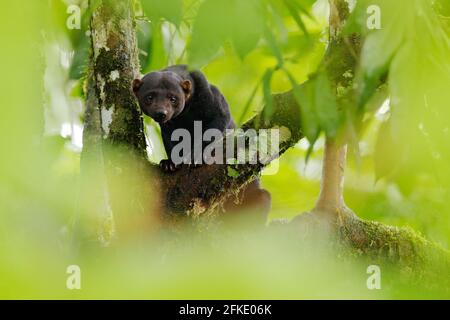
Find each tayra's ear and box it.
[132,79,142,94]
[180,80,192,99]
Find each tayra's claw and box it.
[160,159,181,173]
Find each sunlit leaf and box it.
[264,26,284,67]
[141,0,183,27]
[314,73,339,137]
[188,0,231,68]
[146,22,168,72]
[283,0,309,36]
[286,71,319,144]
[374,118,405,182]
[357,23,404,109]
[238,79,261,125]
[231,0,264,59]
[289,0,316,20]
[188,0,264,68]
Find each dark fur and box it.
[133,65,270,224]
[133,65,234,167]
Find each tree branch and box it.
[156,91,303,217]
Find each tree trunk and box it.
[311,0,354,222]
[80,0,159,244]
[78,67,114,246]
[314,139,347,213]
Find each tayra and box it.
[133,65,270,224]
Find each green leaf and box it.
[70,79,84,98]
[283,69,320,144]
[374,118,404,182]
[262,69,275,122]
[283,0,309,36]
[289,0,316,21]
[285,70,319,144]
[238,79,261,125]
[264,25,284,68]
[231,0,264,59]
[141,0,183,27]
[136,20,152,70]
[146,22,168,72]
[296,79,319,144]
[188,0,264,67]
[435,0,450,16]
[285,70,338,143]
[188,0,231,68]
[314,73,339,137]
[69,36,89,79]
[227,166,240,178]
[357,2,407,109]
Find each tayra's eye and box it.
[145,95,153,104]
[169,96,178,105]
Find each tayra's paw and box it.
[159,159,181,173]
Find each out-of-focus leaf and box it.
[283,0,308,36]
[262,68,275,121]
[188,0,231,68]
[141,0,183,27]
[352,1,409,110]
[297,81,319,144]
[67,3,92,80]
[70,79,84,98]
[238,79,261,125]
[267,2,288,42]
[435,0,450,16]
[69,35,89,79]
[286,70,338,143]
[188,0,264,68]
[358,25,404,109]
[146,22,168,72]
[289,0,316,20]
[374,117,404,182]
[314,73,339,137]
[231,0,264,59]
[264,26,284,67]
[136,20,152,71]
[285,71,319,144]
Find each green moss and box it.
[93,35,146,155]
[227,166,240,178]
[338,215,450,287]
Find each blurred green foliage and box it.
[0,0,449,299]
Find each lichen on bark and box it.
[81,0,158,242]
[90,0,146,155]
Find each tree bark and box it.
[157,92,302,218]
[312,0,352,219]
[78,67,114,246]
[81,0,159,243]
[314,139,347,213]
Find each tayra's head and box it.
[132,71,192,124]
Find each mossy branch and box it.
[155,91,302,217]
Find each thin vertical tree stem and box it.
[314,138,347,212]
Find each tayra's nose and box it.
[154,111,167,122]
